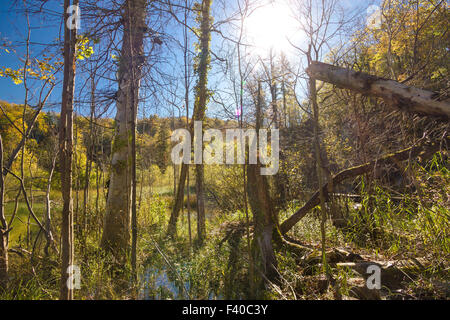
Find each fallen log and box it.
[306,61,450,118]
[280,142,442,235]
[337,258,430,290]
[331,193,404,201]
[346,278,381,300]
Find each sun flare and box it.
[245,1,299,57]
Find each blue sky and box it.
[0,1,64,106]
[0,0,379,117]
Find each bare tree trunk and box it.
[247,165,279,284]
[59,0,78,301]
[282,80,287,128]
[168,163,189,237]
[96,162,100,217]
[185,13,192,245]
[194,0,212,246]
[306,61,450,118]
[308,54,329,278]
[0,134,8,290]
[173,164,177,197]
[196,163,206,244]
[96,128,103,239]
[246,81,278,290]
[168,0,211,241]
[187,166,192,248]
[167,0,193,240]
[130,27,138,282]
[233,2,255,296]
[268,57,287,209]
[101,0,146,268]
[44,150,57,257]
[83,76,96,237]
[74,122,79,236]
[27,155,34,249]
[185,3,192,245]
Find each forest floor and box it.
[136,191,449,300]
[3,176,449,300]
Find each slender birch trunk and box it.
[44,150,57,257]
[59,0,78,300]
[0,134,8,290]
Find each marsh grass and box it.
[2,155,448,300]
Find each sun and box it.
[244,1,299,57]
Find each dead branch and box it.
[280,142,442,235]
[307,61,450,118]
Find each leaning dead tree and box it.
[280,60,450,236]
[280,142,443,235]
[306,61,450,118]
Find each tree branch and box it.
[280,142,443,235]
